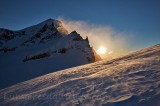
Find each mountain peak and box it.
[42,18,68,35]
[40,18,62,28]
[46,18,55,21]
[70,30,78,35]
[20,18,68,36]
[0,18,102,89]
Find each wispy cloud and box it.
[58,17,133,54]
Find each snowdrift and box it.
[0,44,159,106]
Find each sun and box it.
[96,47,107,54]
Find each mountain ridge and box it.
[0,18,101,89]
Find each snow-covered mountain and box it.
[0,19,101,89]
[0,44,159,106]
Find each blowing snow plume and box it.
[59,17,133,58]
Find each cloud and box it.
[108,51,113,55]
[58,17,133,53]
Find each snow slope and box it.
[0,44,159,106]
[0,19,101,89]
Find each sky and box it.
[0,0,160,53]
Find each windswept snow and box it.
[0,44,159,106]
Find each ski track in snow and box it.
[0,44,160,106]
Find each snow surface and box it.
[0,44,159,106]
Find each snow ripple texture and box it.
[0,44,160,106]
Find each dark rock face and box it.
[58,48,68,54]
[0,47,17,53]
[73,36,83,41]
[23,52,51,62]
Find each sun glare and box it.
[96,47,107,54]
